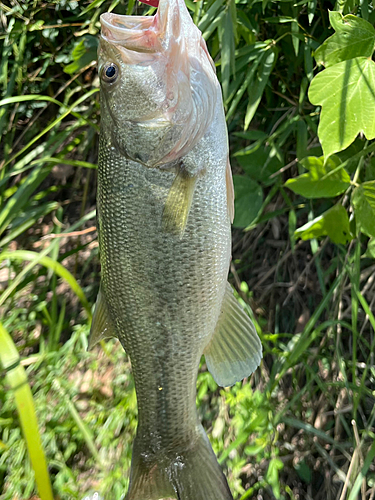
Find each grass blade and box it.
[0,163,51,236]
[52,378,102,465]
[0,322,54,500]
[244,46,277,130]
[0,250,92,318]
[220,7,235,103]
[347,439,375,500]
[198,0,224,33]
[3,88,99,169]
[0,201,59,247]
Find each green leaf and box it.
[225,57,261,119]
[291,19,300,56]
[295,459,312,484]
[232,175,263,228]
[285,155,351,198]
[220,8,235,102]
[198,0,224,33]
[244,438,267,456]
[235,144,283,184]
[296,119,308,160]
[79,0,106,15]
[289,209,297,250]
[295,204,353,244]
[352,181,375,236]
[244,46,277,130]
[64,35,99,74]
[314,12,375,68]
[309,57,375,158]
[266,458,284,499]
[363,238,375,258]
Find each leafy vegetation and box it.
[0,0,375,499]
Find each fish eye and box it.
[102,63,119,83]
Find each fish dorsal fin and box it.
[226,157,234,224]
[204,283,262,387]
[88,287,117,350]
[162,166,197,237]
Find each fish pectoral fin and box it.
[88,287,117,350]
[204,283,263,387]
[162,166,197,237]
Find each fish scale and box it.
[90,0,262,498]
[98,115,230,445]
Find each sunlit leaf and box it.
[352,181,375,237]
[285,155,351,198]
[266,458,284,499]
[309,57,375,158]
[79,0,106,15]
[198,0,224,33]
[295,204,353,244]
[314,12,375,68]
[363,238,375,258]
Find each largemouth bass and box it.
[90,0,262,498]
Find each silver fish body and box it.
[91,1,262,498]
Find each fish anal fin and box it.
[162,166,197,237]
[204,283,262,387]
[88,287,117,350]
[226,157,234,224]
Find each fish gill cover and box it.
[99,0,219,166]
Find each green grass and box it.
[0,0,375,499]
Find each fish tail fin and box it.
[126,425,233,500]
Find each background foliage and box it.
[0,0,375,499]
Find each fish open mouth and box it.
[100,12,157,50]
[100,0,168,53]
[101,13,154,37]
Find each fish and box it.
[90,0,263,498]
